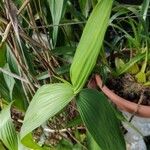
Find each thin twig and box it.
[24,21,87,30]
[22,13,150,30]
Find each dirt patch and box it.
[107,73,150,105]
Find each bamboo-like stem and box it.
[0,0,30,47]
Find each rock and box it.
[123,112,150,150]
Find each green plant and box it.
[0,0,127,149]
[3,0,150,149]
[19,1,126,149]
[102,0,150,85]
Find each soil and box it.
[107,73,150,106]
[11,108,24,132]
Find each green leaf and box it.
[0,73,11,103]
[15,0,22,6]
[48,0,67,46]
[19,133,43,150]
[127,63,139,75]
[3,64,15,100]
[0,104,18,150]
[70,0,113,94]
[67,1,86,21]
[144,81,150,86]
[6,47,19,74]
[115,57,125,70]
[0,44,6,67]
[6,46,27,110]
[17,135,31,150]
[21,83,74,148]
[135,71,146,83]
[87,133,102,150]
[116,52,146,76]
[77,89,126,150]
[55,64,70,75]
[79,0,91,18]
[52,46,75,56]
[91,0,98,8]
[141,0,150,20]
[67,115,82,128]
[0,141,6,150]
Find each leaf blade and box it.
[70,0,113,93]
[77,89,126,150]
[0,104,18,150]
[48,0,66,46]
[20,83,74,148]
[3,64,15,100]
